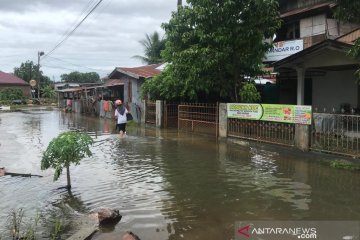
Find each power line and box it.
[42,64,80,72]
[44,56,108,72]
[57,0,98,41]
[43,0,104,59]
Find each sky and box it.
[0,0,178,81]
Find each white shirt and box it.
[115,107,128,124]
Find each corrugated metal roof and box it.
[280,2,336,19]
[56,87,84,93]
[116,64,162,79]
[103,79,125,87]
[0,71,29,86]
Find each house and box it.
[266,0,360,112]
[0,71,30,97]
[107,64,162,121]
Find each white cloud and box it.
[0,0,177,80]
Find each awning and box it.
[273,39,357,70]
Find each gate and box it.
[164,102,178,128]
[178,103,219,136]
[311,113,360,157]
[145,100,156,124]
[228,119,295,146]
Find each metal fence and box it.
[178,103,219,136]
[311,113,360,157]
[164,102,178,128]
[145,100,156,124]
[228,119,296,146]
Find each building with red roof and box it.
[0,71,31,97]
[105,64,163,121]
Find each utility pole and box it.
[177,0,182,7]
[37,51,44,99]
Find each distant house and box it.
[107,64,162,121]
[0,71,30,97]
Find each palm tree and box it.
[133,31,166,65]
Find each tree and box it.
[13,60,52,89]
[334,0,360,79]
[41,132,94,189]
[133,31,166,64]
[142,0,280,102]
[42,85,55,99]
[240,82,261,103]
[60,71,100,83]
[13,60,37,83]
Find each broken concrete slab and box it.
[66,225,98,240]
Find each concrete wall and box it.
[312,70,358,111]
[132,79,143,106]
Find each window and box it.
[274,21,300,42]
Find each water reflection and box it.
[0,109,360,240]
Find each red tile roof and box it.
[116,64,162,79]
[0,71,29,86]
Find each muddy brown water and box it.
[0,108,359,239]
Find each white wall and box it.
[312,70,358,111]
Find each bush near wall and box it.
[0,87,25,104]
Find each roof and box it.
[56,87,84,93]
[103,79,125,87]
[110,64,162,79]
[336,27,360,44]
[0,71,29,86]
[280,2,336,20]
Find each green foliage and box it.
[334,0,360,81]
[13,61,38,83]
[60,71,100,83]
[334,0,360,24]
[13,60,52,87]
[240,82,261,103]
[42,85,56,99]
[4,209,62,240]
[142,0,281,102]
[0,88,24,101]
[133,31,166,64]
[41,132,93,185]
[330,160,360,171]
[51,219,62,240]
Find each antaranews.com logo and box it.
[238,224,317,239]
[235,221,360,240]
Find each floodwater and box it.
[0,108,360,239]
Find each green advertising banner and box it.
[227,103,312,125]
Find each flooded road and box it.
[0,108,360,239]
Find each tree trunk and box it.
[66,165,71,189]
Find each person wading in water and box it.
[114,99,128,137]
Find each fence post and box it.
[295,124,310,151]
[218,103,228,138]
[141,100,146,124]
[156,100,164,128]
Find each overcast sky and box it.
[0,0,177,81]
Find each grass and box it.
[329,160,360,171]
[1,209,62,240]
